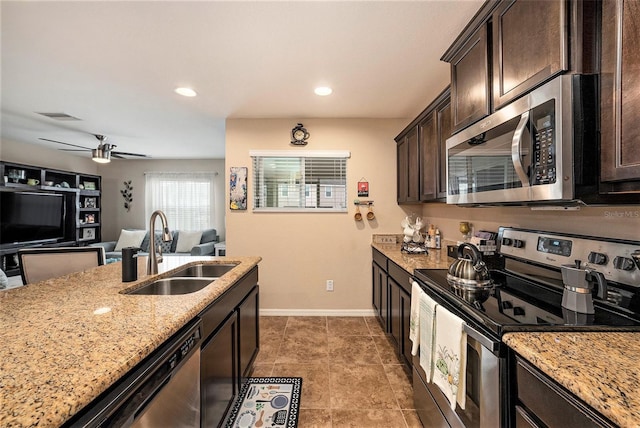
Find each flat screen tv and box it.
[0,191,66,246]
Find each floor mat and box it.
[226,377,302,428]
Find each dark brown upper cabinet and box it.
[442,0,597,134]
[396,126,419,203]
[435,94,452,199]
[396,87,451,204]
[492,0,567,109]
[448,24,491,133]
[600,0,640,192]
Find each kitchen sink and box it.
[125,277,213,295]
[169,263,238,279]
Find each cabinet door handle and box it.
[511,110,531,188]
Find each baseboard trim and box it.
[260,309,377,317]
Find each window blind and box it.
[251,151,349,212]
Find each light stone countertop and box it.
[0,255,261,428]
[503,332,640,427]
[371,240,455,272]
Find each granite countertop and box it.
[0,255,261,427]
[371,240,455,272]
[504,332,640,427]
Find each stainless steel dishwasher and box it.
[67,320,202,428]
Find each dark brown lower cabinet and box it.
[514,356,615,427]
[201,313,237,427]
[199,267,259,427]
[372,248,413,368]
[238,286,259,379]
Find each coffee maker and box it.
[561,260,608,314]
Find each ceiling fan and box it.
[39,134,150,163]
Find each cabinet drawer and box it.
[388,261,411,294]
[516,357,610,427]
[372,248,388,272]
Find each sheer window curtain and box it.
[145,172,218,231]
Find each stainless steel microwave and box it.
[446,74,598,205]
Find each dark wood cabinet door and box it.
[388,278,400,349]
[399,287,412,367]
[419,112,437,201]
[450,24,491,133]
[492,0,567,109]
[238,286,259,380]
[201,313,237,428]
[396,127,420,203]
[601,0,640,189]
[397,138,408,203]
[436,94,452,199]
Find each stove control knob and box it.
[613,256,635,271]
[588,252,608,265]
[502,238,513,246]
[513,307,525,316]
[513,239,525,248]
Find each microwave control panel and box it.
[531,110,557,186]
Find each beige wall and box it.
[420,203,640,244]
[226,120,640,314]
[98,159,226,241]
[225,119,407,314]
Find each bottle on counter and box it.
[435,228,441,249]
[427,224,436,248]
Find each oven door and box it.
[413,324,501,428]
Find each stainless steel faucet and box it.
[147,210,172,275]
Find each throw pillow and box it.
[114,229,147,251]
[145,231,173,253]
[175,230,203,253]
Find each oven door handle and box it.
[511,110,531,188]
[464,323,500,353]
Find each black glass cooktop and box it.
[414,269,640,337]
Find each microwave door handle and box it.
[511,111,531,187]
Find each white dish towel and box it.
[432,305,467,411]
[418,290,438,382]
[409,281,422,355]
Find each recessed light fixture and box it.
[314,86,333,96]
[175,87,197,97]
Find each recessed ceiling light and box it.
[175,87,197,97]
[314,86,333,96]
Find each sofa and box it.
[92,228,219,260]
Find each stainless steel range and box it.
[412,227,640,428]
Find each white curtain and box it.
[145,172,217,231]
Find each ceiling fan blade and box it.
[59,149,91,152]
[112,151,151,158]
[39,138,92,150]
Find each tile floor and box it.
[253,316,422,427]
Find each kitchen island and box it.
[0,255,260,427]
[504,332,640,427]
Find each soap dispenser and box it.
[122,247,141,282]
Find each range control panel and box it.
[497,227,640,288]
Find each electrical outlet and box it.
[326,280,334,291]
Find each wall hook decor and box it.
[120,180,133,212]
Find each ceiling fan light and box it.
[92,148,111,163]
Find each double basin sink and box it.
[125,263,238,295]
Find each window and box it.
[145,172,217,230]
[250,150,350,212]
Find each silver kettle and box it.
[447,243,492,288]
